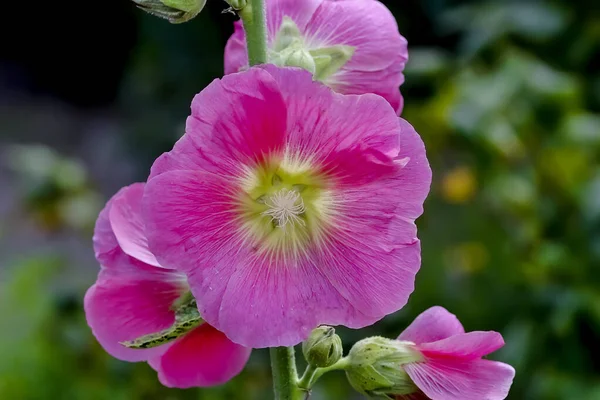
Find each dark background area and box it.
[1,0,599,399]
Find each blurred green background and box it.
[0,0,599,399]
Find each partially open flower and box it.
[225,0,408,113]
[85,183,251,388]
[345,307,516,399]
[143,65,431,348]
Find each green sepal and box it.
[121,294,203,349]
[132,0,206,23]
[310,45,355,81]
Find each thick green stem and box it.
[238,0,268,65]
[270,347,303,400]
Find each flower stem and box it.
[270,347,303,400]
[297,357,351,391]
[238,0,268,66]
[297,365,318,390]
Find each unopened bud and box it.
[345,337,422,398]
[132,0,206,23]
[302,326,343,368]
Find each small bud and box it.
[345,337,422,398]
[302,326,343,368]
[132,0,206,23]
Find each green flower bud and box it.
[132,0,206,23]
[345,337,422,398]
[302,326,343,368]
[225,0,248,10]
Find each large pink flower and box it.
[225,0,408,113]
[144,65,431,348]
[84,183,251,388]
[395,307,515,400]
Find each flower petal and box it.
[262,66,405,183]
[305,0,408,71]
[328,66,405,115]
[149,68,287,179]
[93,187,124,267]
[404,358,515,400]
[149,324,251,388]
[84,269,185,362]
[266,0,324,35]
[418,331,506,360]
[398,307,465,345]
[109,183,162,268]
[224,22,247,74]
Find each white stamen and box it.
[261,188,306,229]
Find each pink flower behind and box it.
[85,183,251,388]
[143,65,431,348]
[224,0,408,113]
[396,307,515,400]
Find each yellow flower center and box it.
[235,154,335,257]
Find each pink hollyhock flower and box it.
[395,306,515,400]
[224,0,408,113]
[84,183,251,388]
[143,65,431,348]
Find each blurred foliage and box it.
[1,0,599,399]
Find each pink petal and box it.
[93,187,124,267]
[149,68,287,179]
[143,170,242,332]
[224,22,247,74]
[328,66,405,115]
[149,324,251,388]
[109,183,162,268]
[404,358,515,400]
[418,332,505,360]
[266,0,324,35]
[261,66,407,184]
[398,307,465,345]
[305,0,408,71]
[84,269,186,362]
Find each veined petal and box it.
[398,307,465,345]
[149,324,251,388]
[404,358,515,400]
[149,68,287,179]
[262,66,404,181]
